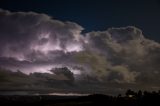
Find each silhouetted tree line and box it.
[0,89,160,106]
[114,89,160,106]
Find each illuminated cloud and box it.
[0,9,84,61]
[0,9,160,93]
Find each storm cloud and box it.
[85,26,160,84]
[0,9,160,94]
[0,9,84,61]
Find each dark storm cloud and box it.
[0,9,160,94]
[0,67,76,91]
[0,9,84,73]
[0,9,84,61]
[50,67,75,82]
[85,26,160,85]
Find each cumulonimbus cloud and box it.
[0,9,160,93]
[0,9,84,60]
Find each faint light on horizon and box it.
[47,93,89,96]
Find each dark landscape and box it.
[0,90,160,106]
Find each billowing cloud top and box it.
[0,9,160,94]
[0,9,84,60]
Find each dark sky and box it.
[0,0,160,42]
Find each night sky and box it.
[0,0,160,42]
[0,0,160,95]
